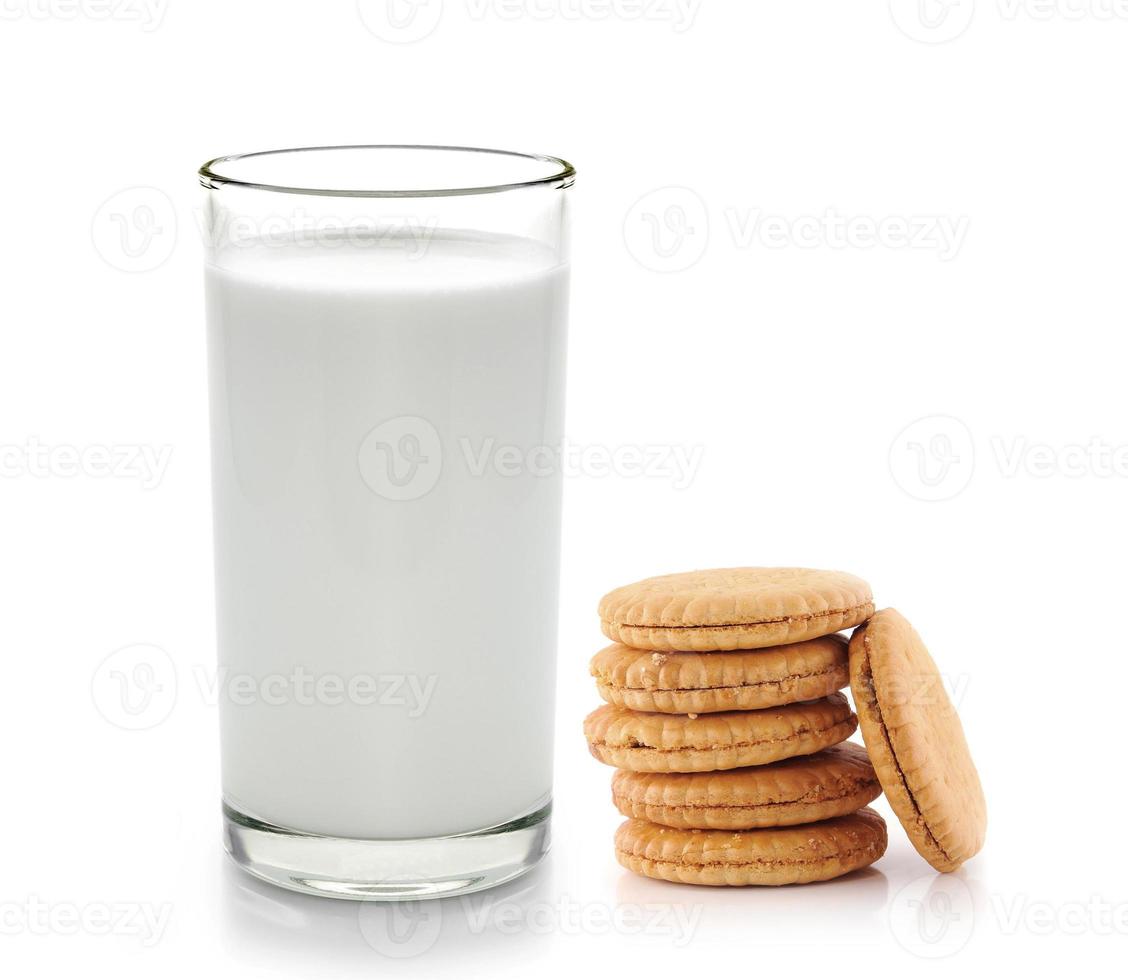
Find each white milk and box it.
[206,231,568,840]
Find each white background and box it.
[2,0,1126,975]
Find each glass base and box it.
[222,799,551,901]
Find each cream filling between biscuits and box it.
[593,716,854,754]
[608,603,872,632]
[620,781,880,810]
[616,843,881,869]
[598,664,844,694]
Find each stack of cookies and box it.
[583,567,887,886]
[583,567,988,884]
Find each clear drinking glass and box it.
[198,146,574,899]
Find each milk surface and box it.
[206,231,567,839]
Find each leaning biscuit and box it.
[614,807,888,886]
[583,693,857,772]
[849,609,986,872]
[611,742,881,829]
[598,567,874,651]
[590,635,849,713]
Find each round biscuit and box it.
[590,635,849,713]
[583,693,857,772]
[598,567,874,651]
[614,808,888,886]
[611,742,881,829]
[849,609,986,872]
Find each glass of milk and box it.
[198,146,573,900]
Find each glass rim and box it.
[198,144,576,199]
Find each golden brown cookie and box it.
[583,693,857,772]
[611,742,881,829]
[614,807,887,886]
[849,609,986,872]
[598,567,874,651]
[590,635,849,713]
